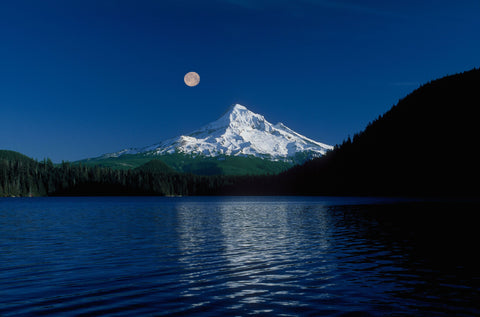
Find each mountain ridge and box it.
[102,104,332,162]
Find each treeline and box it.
[0,150,282,197]
[0,151,51,197]
[0,150,219,196]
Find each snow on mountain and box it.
[105,104,333,161]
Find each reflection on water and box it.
[0,197,479,316]
[175,200,337,314]
[218,203,335,313]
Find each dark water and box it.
[1,196,479,316]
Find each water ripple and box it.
[1,197,479,316]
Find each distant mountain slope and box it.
[134,159,176,174]
[80,152,292,175]
[104,104,332,162]
[280,68,480,196]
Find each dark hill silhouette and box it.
[280,68,480,196]
[0,149,38,164]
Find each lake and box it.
[1,196,479,316]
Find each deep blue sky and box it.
[1,0,479,162]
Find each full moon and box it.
[184,71,200,87]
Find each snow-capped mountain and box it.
[104,104,333,162]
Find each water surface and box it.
[1,196,479,316]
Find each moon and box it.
[184,71,200,87]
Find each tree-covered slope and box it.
[134,159,176,174]
[0,150,37,163]
[280,68,480,196]
[0,150,233,197]
[78,152,292,175]
[0,150,50,196]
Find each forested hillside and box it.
[278,68,480,196]
[0,150,49,196]
[0,150,238,196]
[79,152,293,175]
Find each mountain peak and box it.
[221,104,251,118]
[214,104,266,130]
[231,104,247,111]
